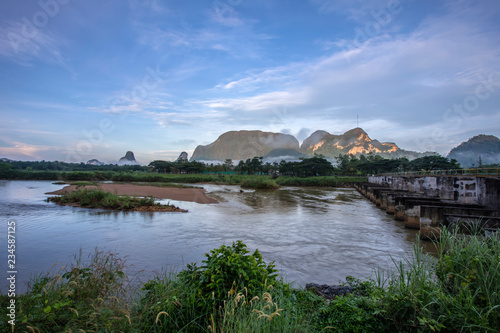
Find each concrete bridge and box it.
[354,171,500,238]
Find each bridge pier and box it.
[353,175,500,234]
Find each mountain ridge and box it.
[447,134,500,167]
[190,130,299,161]
[190,128,435,161]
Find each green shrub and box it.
[179,241,278,302]
[315,294,388,332]
[240,178,280,189]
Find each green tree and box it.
[148,160,173,173]
[409,156,460,171]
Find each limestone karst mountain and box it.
[190,128,433,161]
[118,151,139,165]
[300,128,432,159]
[86,159,104,165]
[447,134,500,167]
[176,151,188,162]
[190,130,300,161]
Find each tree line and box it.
[1,154,465,178]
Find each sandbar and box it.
[46,183,219,204]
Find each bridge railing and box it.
[377,168,500,177]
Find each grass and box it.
[2,169,367,188]
[70,180,99,187]
[47,188,186,212]
[127,181,200,189]
[3,224,497,332]
[275,175,367,187]
[0,249,133,332]
[240,178,280,189]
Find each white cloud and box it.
[0,135,62,160]
[183,3,500,153]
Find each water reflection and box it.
[0,180,435,294]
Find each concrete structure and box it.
[355,175,500,233]
[368,175,500,210]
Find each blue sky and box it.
[1,0,499,163]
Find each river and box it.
[0,180,433,293]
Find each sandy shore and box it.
[46,183,219,204]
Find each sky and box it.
[1,0,499,164]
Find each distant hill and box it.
[118,151,139,165]
[447,134,500,167]
[300,128,433,160]
[86,159,104,166]
[190,128,435,162]
[190,130,299,161]
[176,152,188,162]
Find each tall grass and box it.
[368,225,500,332]
[433,224,500,331]
[214,282,320,332]
[134,271,213,332]
[0,249,132,332]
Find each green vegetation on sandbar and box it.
[127,182,199,189]
[70,180,99,187]
[47,188,186,212]
[2,224,499,332]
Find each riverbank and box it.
[46,183,219,204]
[1,169,367,187]
[2,226,498,332]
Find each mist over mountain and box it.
[190,130,299,161]
[447,135,500,167]
[86,159,104,166]
[190,128,435,162]
[118,151,139,166]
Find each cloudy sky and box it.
[1,0,499,163]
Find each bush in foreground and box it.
[2,228,499,332]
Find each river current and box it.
[0,180,431,293]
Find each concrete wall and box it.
[368,175,500,210]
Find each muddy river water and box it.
[0,180,434,293]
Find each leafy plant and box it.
[179,241,278,302]
[315,294,388,332]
